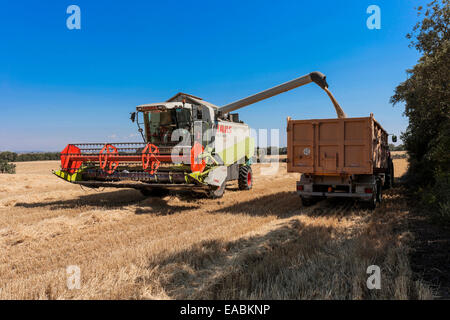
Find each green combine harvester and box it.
[54,72,343,198]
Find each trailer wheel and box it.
[384,158,394,189]
[238,165,253,190]
[389,159,394,187]
[366,184,381,210]
[208,181,226,199]
[376,182,382,203]
[367,194,377,210]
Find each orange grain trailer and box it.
[287,114,395,209]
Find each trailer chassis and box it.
[296,173,385,209]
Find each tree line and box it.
[0,151,60,174]
[0,151,60,162]
[391,0,449,224]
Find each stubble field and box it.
[0,158,433,299]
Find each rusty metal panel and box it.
[372,118,390,171]
[287,116,388,175]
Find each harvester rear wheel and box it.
[208,181,226,199]
[238,165,253,190]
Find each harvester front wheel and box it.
[238,165,253,190]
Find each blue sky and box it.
[0,0,423,151]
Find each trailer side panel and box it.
[287,116,388,175]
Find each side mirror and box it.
[130,112,136,123]
[392,135,397,143]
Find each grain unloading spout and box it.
[219,71,347,118]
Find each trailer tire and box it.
[389,159,394,187]
[376,182,382,203]
[208,181,226,199]
[366,183,381,210]
[384,158,394,189]
[238,165,253,190]
[367,193,377,210]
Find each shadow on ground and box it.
[133,187,433,300]
[138,219,336,299]
[135,196,200,215]
[211,191,300,218]
[13,185,401,221]
[136,195,428,300]
[211,191,369,218]
[14,189,144,210]
[13,188,199,214]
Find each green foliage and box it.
[16,152,60,162]
[0,160,16,174]
[392,0,450,224]
[0,151,60,174]
[0,151,18,162]
[389,144,405,151]
[0,151,60,162]
[418,171,450,223]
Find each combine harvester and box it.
[54,71,394,205]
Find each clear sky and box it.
[0,0,423,151]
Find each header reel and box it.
[59,142,206,176]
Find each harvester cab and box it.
[134,94,217,147]
[54,71,343,198]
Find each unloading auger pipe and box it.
[219,71,347,118]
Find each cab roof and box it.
[136,92,219,112]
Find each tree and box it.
[391,0,449,221]
[0,151,18,162]
[0,160,16,174]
